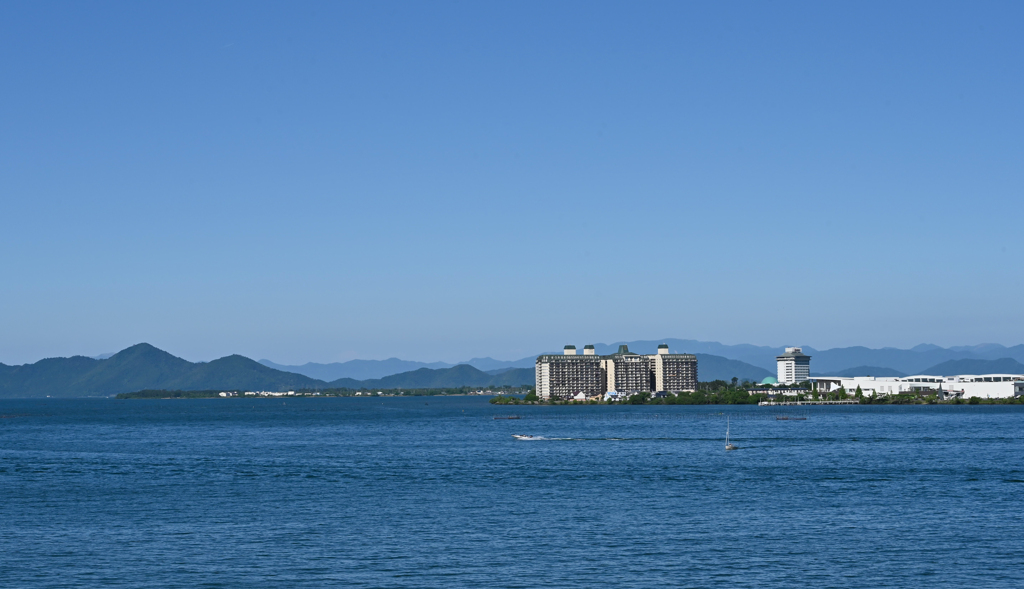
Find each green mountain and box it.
[166,354,324,390]
[71,343,195,395]
[0,355,100,398]
[488,368,535,386]
[0,344,533,397]
[0,343,322,398]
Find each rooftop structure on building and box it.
[536,344,697,401]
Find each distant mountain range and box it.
[259,356,537,381]
[915,358,1024,376]
[814,358,1024,378]
[583,340,1024,374]
[0,344,543,398]
[820,366,908,378]
[258,358,454,381]
[4,340,1023,398]
[1,343,773,398]
[0,344,544,399]
[327,365,536,390]
[693,354,771,381]
[260,340,1024,381]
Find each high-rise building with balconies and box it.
[602,345,652,393]
[651,344,699,392]
[535,344,697,400]
[535,346,605,400]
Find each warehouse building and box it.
[812,374,1024,399]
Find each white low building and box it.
[242,390,296,397]
[813,374,1024,399]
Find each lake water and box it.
[1,397,1022,588]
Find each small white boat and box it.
[725,417,738,451]
[512,434,539,440]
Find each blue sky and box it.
[2,1,1023,365]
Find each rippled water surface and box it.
[1,397,1023,588]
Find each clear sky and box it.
[2,1,1023,365]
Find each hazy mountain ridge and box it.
[591,340,785,371]
[258,358,454,381]
[808,346,1024,375]
[917,358,1024,377]
[260,356,539,381]
[263,346,770,384]
[595,340,1024,375]
[693,354,771,382]
[325,365,535,390]
[816,366,908,378]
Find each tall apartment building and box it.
[536,344,697,400]
[652,344,699,392]
[602,346,652,392]
[776,347,811,384]
[535,345,604,400]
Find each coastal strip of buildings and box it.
[537,343,1024,402]
[769,347,1024,400]
[536,344,697,401]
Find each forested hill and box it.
[0,344,324,398]
[0,344,538,398]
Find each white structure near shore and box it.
[242,390,296,397]
[812,375,1024,399]
[776,347,811,384]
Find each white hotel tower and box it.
[776,347,811,385]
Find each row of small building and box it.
[772,347,1024,400]
[535,344,697,401]
[219,391,298,397]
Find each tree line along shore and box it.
[490,379,1024,405]
[115,379,1024,405]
